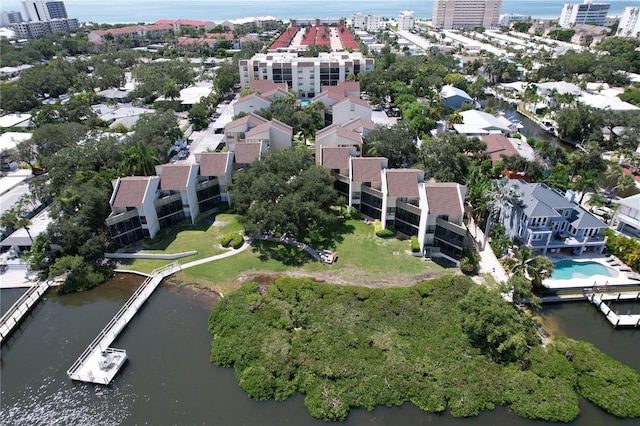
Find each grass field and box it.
[117,215,454,289]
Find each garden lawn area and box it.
[180,219,450,287]
[118,213,243,274]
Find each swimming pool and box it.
[551,260,619,280]
[300,99,311,107]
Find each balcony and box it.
[154,193,181,208]
[106,209,138,226]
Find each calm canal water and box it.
[1,274,639,425]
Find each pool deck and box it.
[543,253,640,290]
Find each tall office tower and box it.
[432,0,503,30]
[1,11,24,27]
[616,7,640,38]
[22,0,67,21]
[559,0,610,28]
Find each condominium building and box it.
[498,13,529,28]
[398,11,415,31]
[10,17,77,38]
[432,0,503,30]
[238,52,374,98]
[352,13,382,32]
[616,7,640,38]
[1,11,24,27]
[22,0,67,21]
[318,148,468,263]
[559,0,610,28]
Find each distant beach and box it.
[0,0,637,24]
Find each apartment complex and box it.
[397,11,415,31]
[10,17,78,38]
[351,13,382,32]
[432,0,503,30]
[559,1,610,28]
[498,13,529,28]
[238,52,374,98]
[616,7,640,38]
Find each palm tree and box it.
[504,246,554,289]
[119,142,159,176]
[482,178,523,250]
[572,172,599,205]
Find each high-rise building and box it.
[559,1,610,28]
[1,11,24,27]
[616,7,640,38]
[398,11,415,31]
[22,0,67,22]
[432,0,503,30]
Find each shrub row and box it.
[221,232,244,249]
[374,219,396,238]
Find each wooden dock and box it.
[0,280,51,345]
[67,262,180,385]
[589,292,640,327]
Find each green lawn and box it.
[180,219,452,287]
[118,216,454,287]
[118,213,243,273]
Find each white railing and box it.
[0,280,51,344]
[67,262,180,379]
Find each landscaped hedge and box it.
[410,235,420,252]
[604,229,640,271]
[221,232,244,249]
[374,219,395,238]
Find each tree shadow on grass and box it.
[306,219,356,250]
[251,240,315,267]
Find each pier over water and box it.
[67,262,180,384]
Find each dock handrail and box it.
[0,280,51,343]
[67,262,180,377]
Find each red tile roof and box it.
[225,113,269,132]
[199,152,230,176]
[113,177,154,208]
[159,164,193,190]
[321,147,352,169]
[249,80,288,92]
[270,26,298,49]
[352,157,383,182]
[338,26,359,50]
[482,134,518,164]
[424,183,463,216]
[386,169,420,198]
[234,142,262,164]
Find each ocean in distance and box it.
[1,0,638,25]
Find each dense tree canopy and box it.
[418,133,487,183]
[363,122,418,168]
[209,277,640,422]
[230,148,340,241]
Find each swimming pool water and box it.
[300,99,311,107]
[551,260,619,280]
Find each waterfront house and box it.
[615,193,640,237]
[454,110,516,136]
[501,180,608,256]
[440,85,473,109]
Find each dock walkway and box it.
[67,262,180,384]
[589,292,640,327]
[0,280,51,345]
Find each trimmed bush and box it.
[460,247,480,275]
[374,219,395,238]
[221,232,244,249]
[410,235,420,253]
